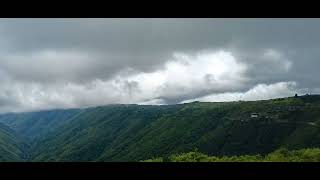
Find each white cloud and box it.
[0,50,250,112]
[0,48,300,112]
[181,81,298,103]
[261,49,292,72]
[125,50,248,101]
[138,99,166,105]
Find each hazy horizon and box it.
[0,93,316,115]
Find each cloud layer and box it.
[0,49,297,112]
[0,19,319,112]
[181,82,299,103]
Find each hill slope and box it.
[31,104,183,161]
[0,108,82,142]
[1,95,320,162]
[0,123,25,161]
[97,95,320,161]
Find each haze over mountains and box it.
[0,94,319,162]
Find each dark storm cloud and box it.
[0,18,319,112]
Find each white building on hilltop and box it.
[251,113,259,118]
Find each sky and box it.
[0,18,319,113]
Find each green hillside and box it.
[0,108,82,142]
[0,123,25,161]
[1,95,320,162]
[30,104,183,161]
[97,95,320,161]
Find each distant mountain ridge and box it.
[0,94,320,161]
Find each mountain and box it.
[0,122,25,161]
[1,95,320,161]
[0,108,82,142]
[0,108,83,160]
[30,104,183,161]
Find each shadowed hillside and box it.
[0,123,25,161]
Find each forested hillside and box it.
[0,108,82,141]
[0,123,25,161]
[0,95,320,162]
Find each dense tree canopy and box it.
[143,148,320,162]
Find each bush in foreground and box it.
[142,148,320,162]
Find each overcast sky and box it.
[0,18,319,113]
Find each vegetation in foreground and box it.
[143,148,320,162]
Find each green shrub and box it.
[143,148,320,162]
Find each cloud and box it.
[0,50,96,82]
[0,50,248,112]
[0,48,304,112]
[0,19,319,112]
[119,50,249,103]
[181,81,299,103]
[138,99,166,105]
[261,49,292,72]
